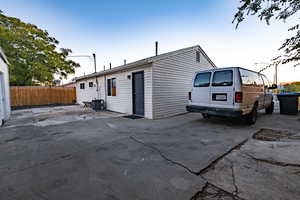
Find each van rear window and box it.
[194,72,211,87]
[212,70,233,86]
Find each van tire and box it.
[265,101,274,114]
[245,105,258,125]
[202,113,211,119]
[0,120,4,127]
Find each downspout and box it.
[96,77,100,99]
[93,53,100,99]
[104,65,107,108]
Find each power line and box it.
[255,62,279,84]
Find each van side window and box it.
[194,72,211,87]
[212,70,233,86]
[257,75,264,86]
[240,69,262,87]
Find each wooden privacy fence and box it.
[10,87,76,108]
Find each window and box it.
[107,79,111,96]
[196,51,200,62]
[80,83,85,89]
[107,78,117,96]
[239,69,263,87]
[111,78,116,96]
[239,69,254,86]
[89,82,93,87]
[212,70,233,86]
[194,72,211,87]
[257,75,264,86]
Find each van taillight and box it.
[235,92,243,103]
[188,92,191,100]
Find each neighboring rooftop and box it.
[75,45,216,81]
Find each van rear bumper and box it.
[186,105,243,118]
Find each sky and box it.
[1,0,300,83]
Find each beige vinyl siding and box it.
[76,78,99,103]
[75,45,215,119]
[152,48,215,119]
[76,64,153,119]
[105,64,152,118]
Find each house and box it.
[0,48,11,126]
[61,81,76,88]
[75,45,216,119]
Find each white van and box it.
[186,67,276,124]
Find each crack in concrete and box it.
[190,182,243,200]
[190,182,209,200]
[3,153,73,176]
[243,152,300,168]
[33,189,50,200]
[130,136,198,175]
[293,170,300,174]
[130,136,248,200]
[227,158,239,196]
[197,139,248,175]
[191,139,250,200]
[4,136,20,143]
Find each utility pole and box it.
[275,63,278,85]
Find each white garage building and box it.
[0,48,11,125]
[75,45,216,119]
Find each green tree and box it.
[0,10,79,86]
[233,0,300,67]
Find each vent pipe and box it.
[109,63,112,70]
[124,59,127,65]
[92,53,97,73]
[155,41,158,56]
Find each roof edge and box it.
[149,45,217,68]
[197,45,217,68]
[74,45,217,81]
[148,45,200,62]
[75,60,152,81]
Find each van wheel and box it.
[202,113,210,119]
[265,101,274,114]
[245,105,258,125]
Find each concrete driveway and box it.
[0,106,299,200]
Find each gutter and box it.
[75,61,152,82]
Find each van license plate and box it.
[215,94,227,101]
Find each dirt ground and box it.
[0,105,299,200]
